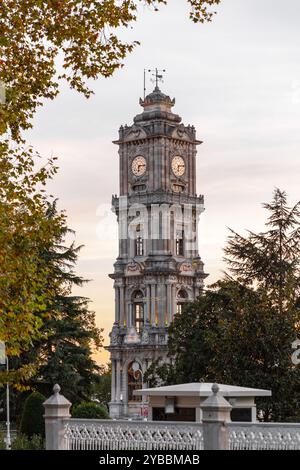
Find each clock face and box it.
[131,156,147,176]
[172,156,185,177]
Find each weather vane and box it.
[143,68,166,98]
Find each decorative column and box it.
[172,285,177,321]
[116,360,121,402]
[43,384,71,450]
[111,359,116,402]
[120,286,125,326]
[201,384,232,451]
[167,283,172,325]
[115,287,120,324]
[146,284,151,323]
[150,283,156,326]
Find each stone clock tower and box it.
[108,85,207,418]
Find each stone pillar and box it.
[146,284,151,323]
[172,285,177,320]
[120,286,125,326]
[116,359,121,402]
[43,384,71,450]
[122,365,128,416]
[201,384,232,451]
[111,359,116,402]
[115,287,120,324]
[150,284,156,326]
[167,283,172,325]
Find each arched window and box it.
[127,362,142,402]
[132,290,144,333]
[176,289,188,315]
[135,225,144,256]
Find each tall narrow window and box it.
[135,225,144,256]
[134,303,144,333]
[132,290,144,333]
[176,230,184,256]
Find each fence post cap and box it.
[201,383,232,411]
[43,384,72,413]
[53,383,61,394]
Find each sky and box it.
[26,0,300,364]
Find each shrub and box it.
[0,431,5,450]
[20,392,46,438]
[0,431,44,450]
[72,402,109,419]
[11,434,45,450]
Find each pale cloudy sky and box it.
[26,0,300,363]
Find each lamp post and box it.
[0,342,11,450]
[132,361,147,421]
[5,357,11,450]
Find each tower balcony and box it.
[112,191,204,212]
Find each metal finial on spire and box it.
[143,68,166,98]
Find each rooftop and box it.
[135,382,272,398]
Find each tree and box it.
[224,188,300,315]
[0,0,221,140]
[20,391,46,438]
[147,190,300,421]
[0,143,65,385]
[91,365,111,409]
[14,202,104,404]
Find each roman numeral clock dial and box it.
[172,156,185,177]
[131,156,147,176]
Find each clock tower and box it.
[108,85,207,418]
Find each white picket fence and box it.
[63,419,300,451]
[64,419,204,450]
[228,422,300,450]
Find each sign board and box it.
[0,342,6,365]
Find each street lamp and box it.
[132,361,148,421]
[0,342,11,450]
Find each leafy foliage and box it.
[147,190,300,421]
[0,433,45,450]
[10,433,45,450]
[10,203,104,404]
[72,401,110,419]
[91,365,111,408]
[0,142,65,385]
[0,0,220,140]
[20,392,46,438]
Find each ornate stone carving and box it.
[179,261,194,275]
[109,324,121,346]
[123,126,147,142]
[125,261,142,276]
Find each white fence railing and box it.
[228,422,300,450]
[64,419,204,451]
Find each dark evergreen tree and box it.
[9,202,104,411]
[20,392,46,438]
